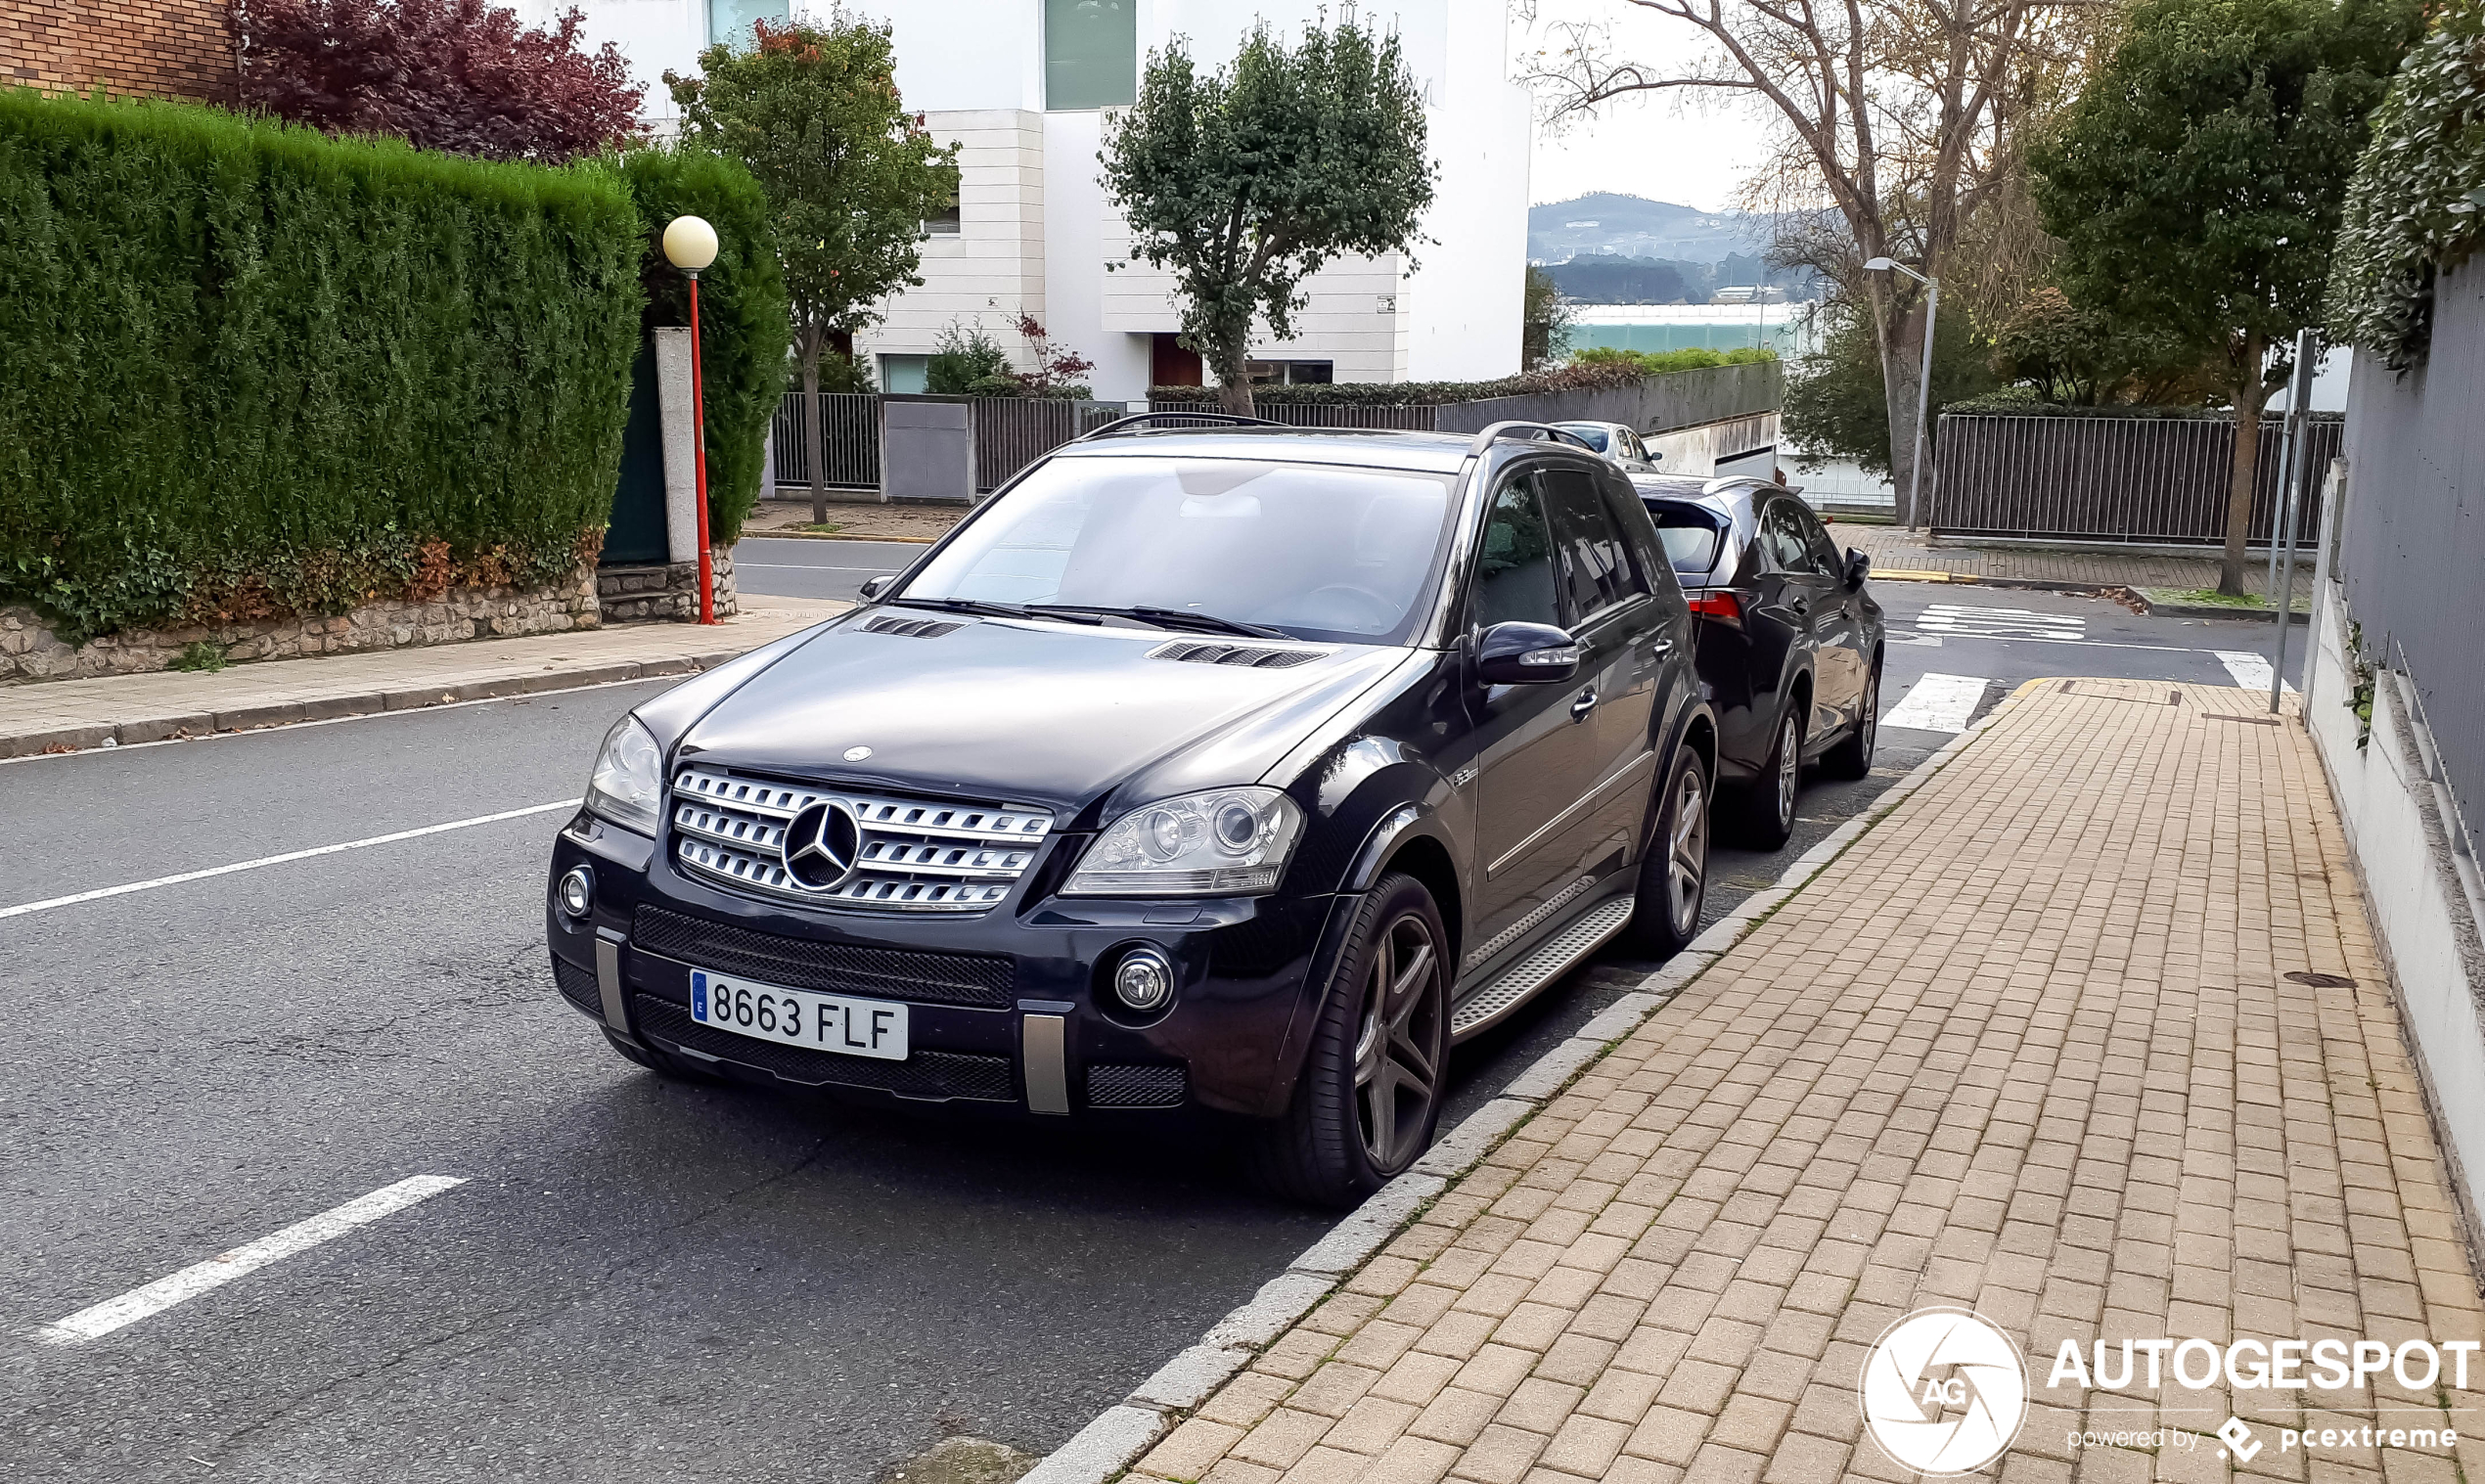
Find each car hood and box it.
[676,613,1418,824]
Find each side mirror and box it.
[859,573,897,601]
[1475,621,1583,685]
[1843,549,1871,590]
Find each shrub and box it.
[240,0,643,164]
[0,92,641,643]
[1148,346,1775,407]
[926,323,1014,394]
[618,146,790,543]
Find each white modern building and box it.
[515,0,1533,401]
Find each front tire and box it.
[1739,707,1803,848]
[1821,663,1879,780]
[1251,873,1450,1208]
[1625,742,1709,956]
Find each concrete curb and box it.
[1022,685,2040,1482]
[0,650,750,760]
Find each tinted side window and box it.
[1759,500,1817,573]
[1473,473,1562,628]
[1541,468,1642,616]
[1795,504,1844,574]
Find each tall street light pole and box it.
[662,214,720,625]
[1864,257,1939,532]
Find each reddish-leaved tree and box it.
[241,0,643,163]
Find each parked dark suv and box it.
[547,418,1717,1204]
[1633,474,1884,846]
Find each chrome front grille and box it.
[669,764,1054,913]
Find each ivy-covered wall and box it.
[0,92,644,643]
[2327,0,2485,367]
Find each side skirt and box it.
[1447,894,1636,1044]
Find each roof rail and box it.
[1465,421,1598,459]
[1075,411,1287,442]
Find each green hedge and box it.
[0,92,642,642]
[620,146,789,544]
[1147,346,1774,406]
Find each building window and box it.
[708,0,788,46]
[881,355,930,395]
[1247,360,1334,386]
[924,192,962,238]
[1045,0,1136,111]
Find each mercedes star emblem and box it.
[781,799,862,889]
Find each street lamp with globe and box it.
[662,215,720,624]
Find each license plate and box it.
[689,968,909,1061]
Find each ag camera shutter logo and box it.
[1862,1307,2029,1474]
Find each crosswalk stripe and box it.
[1880,673,1990,733]
[2214,651,2296,694]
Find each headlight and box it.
[585,715,663,835]
[1063,787,1305,896]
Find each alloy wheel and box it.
[1666,763,1707,936]
[1774,716,1800,828]
[1352,912,1445,1172]
[1859,675,1878,762]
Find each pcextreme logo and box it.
[1860,1308,2029,1474]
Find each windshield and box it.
[1645,500,1727,576]
[1557,424,1611,453]
[900,455,1459,645]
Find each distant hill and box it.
[1529,194,1785,268]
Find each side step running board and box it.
[1449,896,1635,1043]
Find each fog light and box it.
[557,865,594,920]
[1112,947,1176,1012]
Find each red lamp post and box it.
[661,215,721,624]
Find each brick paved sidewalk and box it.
[0,595,845,758]
[1129,680,2485,1484]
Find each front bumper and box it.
[546,818,1354,1121]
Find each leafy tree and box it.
[1785,301,1998,478]
[1103,17,1436,414]
[1987,287,2226,405]
[240,0,641,162]
[1522,265,1576,369]
[669,18,957,521]
[2033,0,2417,593]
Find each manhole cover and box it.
[2284,970,2357,988]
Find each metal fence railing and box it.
[972,399,1125,493]
[772,392,881,491]
[1145,401,1443,430]
[1931,413,2340,545]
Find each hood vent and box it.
[864,614,968,639]
[1149,639,1329,669]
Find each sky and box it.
[1513,0,1777,212]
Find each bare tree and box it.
[1523,0,2096,524]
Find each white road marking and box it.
[0,800,577,920]
[1916,604,2087,641]
[35,1176,467,1344]
[2214,651,2297,694]
[1880,673,1990,733]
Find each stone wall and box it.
[2,0,236,103]
[1,567,602,686]
[596,546,739,623]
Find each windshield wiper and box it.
[1030,605,1289,640]
[890,597,1037,620]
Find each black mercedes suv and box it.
[547,418,1717,1204]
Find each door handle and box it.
[1651,637,1676,655]
[1570,689,1599,722]
[1791,597,1810,616]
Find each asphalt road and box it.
[0,581,2296,1481]
[735,538,925,605]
